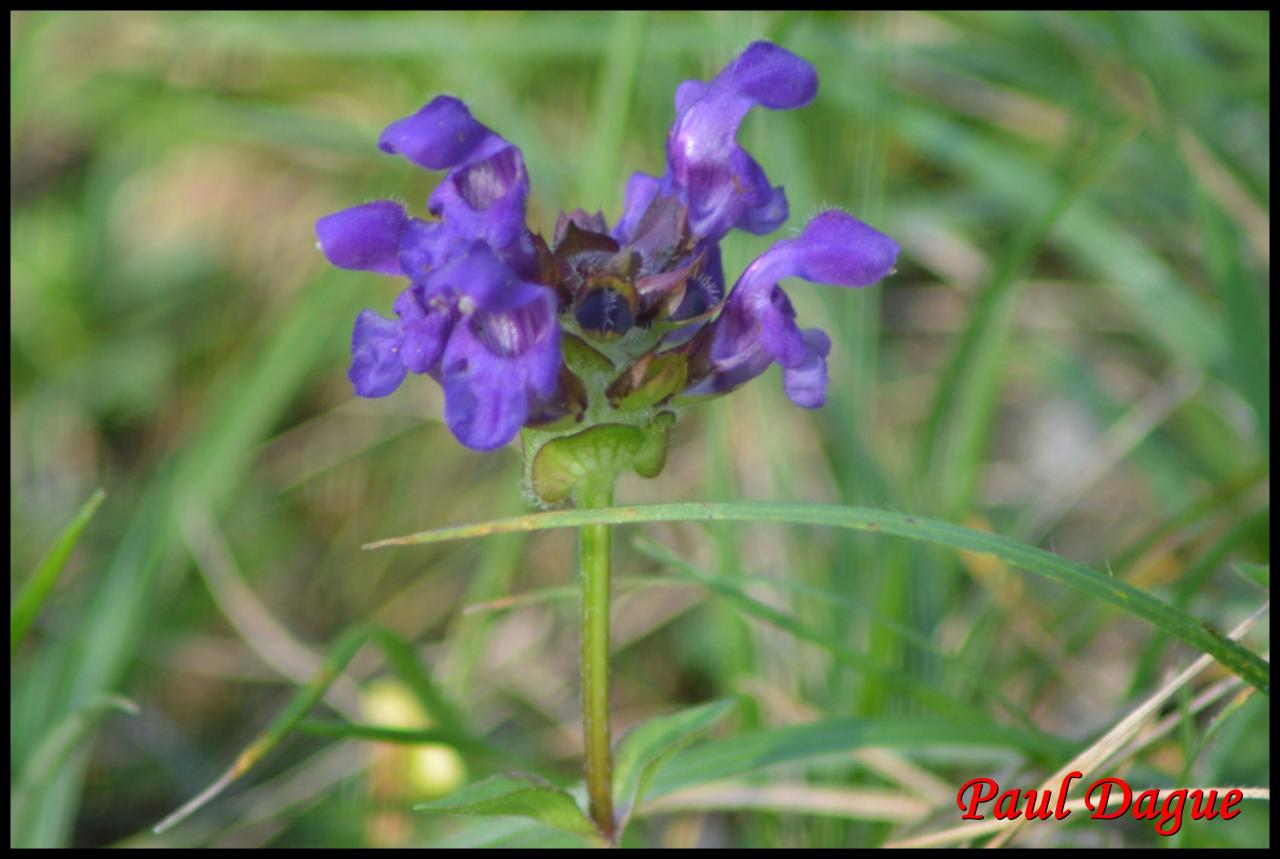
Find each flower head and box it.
[316,40,897,492]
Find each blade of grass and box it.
[10,487,106,656]
[987,601,1267,847]
[179,503,362,719]
[16,270,362,847]
[151,623,374,835]
[641,781,931,823]
[636,536,1042,733]
[917,119,1138,517]
[10,694,138,845]
[632,537,990,721]
[365,502,1270,694]
[646,715,1076,800]
[578,11,647,213]
[152,621,484,835]
[1234,562,1269,591]
[294,720,534,770]
[1124,507,1269,698]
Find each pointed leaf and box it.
[415,773,596,836]
[613,698,736,828]
[11,488,106,656]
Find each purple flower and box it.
[316,98,559,451]
[615,41,816,245]
[683,211,899,407]
[316,41,897,457]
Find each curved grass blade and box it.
[1234,562,1269,591]
[152,623,485,835]
[365,502,1270,694]
[414,774,596,838]
[294,719,542,772]
[634,538,989,721]
[612,698,737,832]
[296,720,482,750]
[10,488,106,656]
[23,271,362,846]
[371,629,468,738]
[643,716,1077,802]
[578,11,647,212]
[10,694,137,845]
[917,120,1139,517]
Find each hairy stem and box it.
[578,480,616,842]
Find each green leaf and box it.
[415,773,596,837]
[366,502,1270,695]
[11,488,107,656]
[612,699,736,828]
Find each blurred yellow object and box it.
[407,743,468,799]
[361,677,467,803]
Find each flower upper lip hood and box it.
[378,95,530,258]
[615,41,818,247]
[316,40,898,454]
[666,41,817,241]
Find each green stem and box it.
[578,480,616,842]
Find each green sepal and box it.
[529,415,672,506]
[606,351,688,412]
[561,332,615,377]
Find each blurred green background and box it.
[10,10,1269,848]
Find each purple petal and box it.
[349,310,406,397]
[396,218,460,282]
[683,348,768,399]
[378,95,507,171]
[378,95,530,254]
[714,41,817,109]
[429,242,548,314]
[316,201,409,275]
[728,211,897,368]
[674,80,708,114]
[554,208,610,246]
[781,328,830,408]
[738,210,900,293]
[428,144,530,253]
[683,211,897,404]
[731,152,788,235]
[612,171,664,244]
[666,41,816,241]
[439,292,561,451]
[394,285,456,374]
